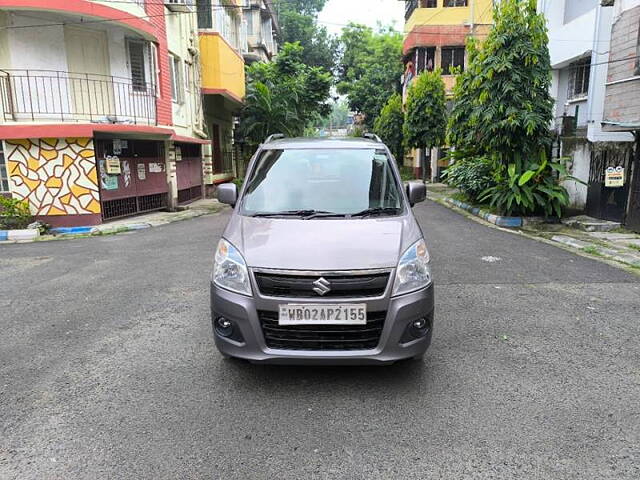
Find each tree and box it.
[449,0,576,218]
[448,0,553,166]
[337,24,404,128]
[404,70,447,155]
[373,93,405,161]
[239,43,332,146]
[274,0,337,71]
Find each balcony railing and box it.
[405,0,419,20]
[0,69,157,125]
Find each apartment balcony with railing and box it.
[0,69,157,125]
[404,0,494,32]
[197,0,246,103]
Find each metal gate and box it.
[176,143,203,204]
[626,138,640,232]
[96,139,169,220]
[585,145,633,222]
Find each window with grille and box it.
[569,58,590,99]
[127,39,147,92]
[197,0,213,29]
[415,47,436,74]
[170,54,183,103]
[424,0,437,7]
[445,0,468,6]
[0,143,9,192]
[184,61,192,92]
[441,47,465,74]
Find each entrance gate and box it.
[585,146,633,222]
[96,139,169,220]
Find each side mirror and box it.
[217,183,238,207]
[406,181,426,207]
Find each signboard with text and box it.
[605,166,624,188]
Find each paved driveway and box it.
[1,201,639,479]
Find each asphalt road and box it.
[1,201,639,479]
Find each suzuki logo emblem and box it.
[313,277,331,296]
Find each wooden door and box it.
[64,27,114,119]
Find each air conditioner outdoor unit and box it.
[165,0,195,13]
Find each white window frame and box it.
[169,54,184,104]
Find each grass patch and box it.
[627,243,640,252]
[582,246,603,257]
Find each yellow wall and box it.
[406,0,494,31]
[199,33,246,102]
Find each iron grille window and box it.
[197,0,213,29]
[415,47,436,74]
[569,58,591,98]
[0,144,9,192]
[441,46,465,74]
[127,39,147,92]
[424,0,437,7]
[445,0,468,6]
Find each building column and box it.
[202,142,214,198]
[165,140,178,211]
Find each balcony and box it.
[165,0,195,12]
[404,0,493,32]
[199,34,246,104]
[0,70,157,125]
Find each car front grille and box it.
[254,271,390,298]
[258,310,386,351]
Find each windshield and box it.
[241,148,403,217]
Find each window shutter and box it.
[128,40,147,92]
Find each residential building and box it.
[401,0,494,180]
[243,0,280,64]
[0,0,210,227]
[197,0,247,193]
[538,0,634,222]
[601,0,640,232]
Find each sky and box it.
[317,0,405,36]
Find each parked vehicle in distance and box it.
[210,135,433,365]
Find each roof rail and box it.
[363,133,382,143]
[264,133,285,143]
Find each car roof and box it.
[262,137,386,150]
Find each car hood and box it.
[223,214,423,270]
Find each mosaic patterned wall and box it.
[5,138,101,216]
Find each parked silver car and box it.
[211,135,433,364]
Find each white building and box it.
[538,0,634,216]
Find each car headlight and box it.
[213,239,252,296]
[392,239,432,296]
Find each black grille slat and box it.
[255,272,390,298]
[259,310,386,351]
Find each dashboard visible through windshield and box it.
[240,148,404,218]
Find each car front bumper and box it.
[210,281,435,365]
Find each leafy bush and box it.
[479,154,581,218]
[0,197,33,229]
[442,156,495,202]
[399,166,416,182]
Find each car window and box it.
[241,148,403,216]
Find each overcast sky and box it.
[317,0,405,36]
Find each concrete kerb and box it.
[0,229,40,241]
[1,203,227,245]
[444,197,548,228]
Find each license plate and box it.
[279,304,367,325]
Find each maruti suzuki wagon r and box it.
[210,135,434,364]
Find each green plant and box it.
[0,196,33,229]
[479,154,583,217]
[442,155,496,202]
[337,24,404,128]
[399,166,416,182]
[627,244,640,252]
[582,246,603,257]
[233,177,244,190]
[373,93,405,161]
[404,70,447,153]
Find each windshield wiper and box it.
[250,209,338,218]
[350,207,402,218]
